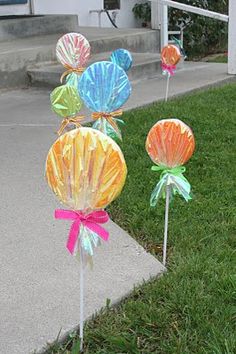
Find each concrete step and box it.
[0,34,61,89]
[0,15,78,42]
[27,52,161,88]
[0,27,160,89]
[78,27,160,54]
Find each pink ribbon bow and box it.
[161,63,176,76]
[55,209,109,255]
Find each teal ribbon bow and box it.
[150,165,192,207]
[172,36,187,59]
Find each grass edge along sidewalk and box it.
[46,83,236,354]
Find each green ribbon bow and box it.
[150,165,192,207]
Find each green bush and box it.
[169,0,228,58]
[132,2,151,24]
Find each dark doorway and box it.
[0,0,27,4]
[104,0,120,10]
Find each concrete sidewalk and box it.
[0,90,165,354]
[0,62,235,354]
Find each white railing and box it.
[150,0,235,74]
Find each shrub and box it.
[132,2,151,25]
[169,0,228,58]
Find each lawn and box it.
[206,54,228,63]
[47,83,236,354]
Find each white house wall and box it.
[32,0,80,14]
[32,0,145,28]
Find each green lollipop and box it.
[50,84,83,135]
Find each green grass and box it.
[47,84,236,354]
[206,55,228,63]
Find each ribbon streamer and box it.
[92,110,123,135]
[172,36,187,59]
[57,115,85,136]
[55,210,109,255]
[150,165,191,206]
[60,66,85,83]
[161,63,176,76]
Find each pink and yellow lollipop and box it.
[56,32,91,83]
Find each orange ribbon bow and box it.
[57,115,85,136]
[60,66,85,83]
[92,110,123,136]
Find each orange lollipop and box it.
[146,118,195,168]
[161,45,181,101]
[161,44,181,66]
[146,118,195,266]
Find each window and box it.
[104,0,120,10]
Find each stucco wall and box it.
[33,0,145,28]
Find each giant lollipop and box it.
[46,127,127,351]
[146,119,195,266]
[56,32,91,84]
[110,48,133,72]
[161,44,181,102]
[50,84,84,135]
[78,61,132,142]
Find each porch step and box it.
[0,15,78,42]
[27,52,161,88]
[0,27,160,89]
[78,27,160,54]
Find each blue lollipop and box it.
[110,49,133,72]
[78,61,131,141]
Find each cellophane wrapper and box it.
[146,118,195,168]
[46,127,127,263]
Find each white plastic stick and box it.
[163,185,170,266]
[165,74,170,102]
[79,248,84,352]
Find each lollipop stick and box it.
[79,247,84,352]
[163,185,170,266]
[165,74,170,102]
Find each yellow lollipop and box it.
[46,127,127,261]
[45,128,127,350]
[46,127,127,211]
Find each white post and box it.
[228,0,236,74]
[98,11,102,28]
[161,3,168,48]
[79,248,84,352]
[151,0,160,29]
[163,185,170,266]
[165,74,170,102]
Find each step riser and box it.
[0,27,160,89]
[90,31,160,54]
[130,61,162,81]
[0,47,56,89]
[27,60,162,88]
[0,15,78,42]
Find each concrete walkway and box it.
[0,62,235,354]
[126,62,234,109]
[0,89,165,354]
